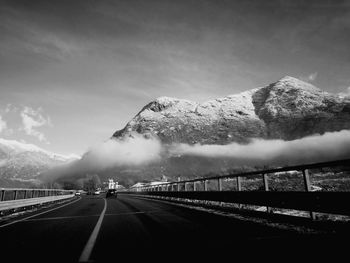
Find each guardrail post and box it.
[302,169,316,220]
[24,190,28,199]
[263,173,272,213]
[1,190,6,201]
[184,183,187,191]
[218,178,222,191]
[14,190,18,200]
[204,180,208,191]
[236,176,242,191]
[193,181,197,191]
[177,183,180,192]
[237,176,242,208]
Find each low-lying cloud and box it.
[42,134,162,182]
[43,130,350,185]
[169,130,350,166]
[80,134,162,170]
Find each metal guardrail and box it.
[0,189,75,213]
[125,159,350,220]
[0,189,74,202]
[0,195,75,212]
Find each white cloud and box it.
[0,115,7,133]
[170,129,350,166]
[20,107,52,143]
[338,87,350,98]
[4,104,18,113]
[307,72,318,81]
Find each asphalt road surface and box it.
[0,194,348,262]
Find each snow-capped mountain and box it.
[108,76,350,185]
[113,76,350,143]
[0,138,80,187]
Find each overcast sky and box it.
[0,0,349,156]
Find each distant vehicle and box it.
[106,189,117,198]
[75,192,81,196]
[93,190,101,195]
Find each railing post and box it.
[184,182,187,191]
[24,190,28,199]
[263,173,272,213]
[236,176,242,191]
[177,177,181,191]
[218,178,222,191]
[1,190,6,201]
[193,181,197,191]
[237,176,242,208]
[302,169,316,220]
[204,180,208,191]
[14,190,18,200]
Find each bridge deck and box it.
[0,194,348,261]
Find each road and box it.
[0,194,348,261]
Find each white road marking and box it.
[22,210,162,222]
[24,214,101,222]
[79,198,107,262]
[0,197,81,228]
[104,210,162,216]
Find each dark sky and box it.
[0,0,349,155]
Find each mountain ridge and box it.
[113,76,350,144]
[0,138,80,187]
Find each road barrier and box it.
[0,189,75,213]
[125,159,350,220]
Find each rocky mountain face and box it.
[113,76,350,144]
[107,76,350,185]
[0,139,79,187]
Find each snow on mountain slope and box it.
[113,76,350,144]
[108,76,350,185]
[0,138,79,161]
[0,138,80,187]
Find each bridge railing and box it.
[0,188,74,202]
[0,188,75,213]
[124,159,350,220]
